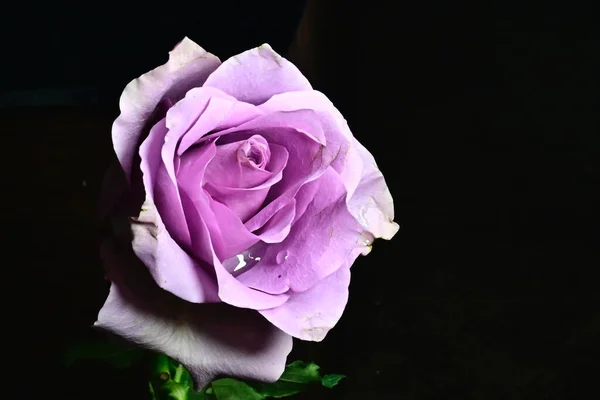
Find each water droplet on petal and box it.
[233,254,247,272]
[276,250,289,264]
[223,242,267,276]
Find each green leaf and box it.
[161,381,191,400]
[249,361,346,398]
[174,363,194,387]
[149,356,219,400]
[148,356,345,400]
[248,381,305,398]
[321,374,345,389]
[189,388,216,400]
[62,336,146,370]
[279,361,321,384]
[211,378,265,400]
[198,386,217,400]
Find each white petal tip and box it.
[381,221,400,240]
[258,43,274,50]
[299,327,330,342]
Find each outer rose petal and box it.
[131,197,219,303]
[259,247,362,342]
[203,44,312,105]
[135,117,218,303]
[262,91,399,240]
[349,139,400,240]
[113,37,221,181]
[95,240,293,390]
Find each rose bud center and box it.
[237,135,270,169]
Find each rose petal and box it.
[162,87,260,187]
[236,168,362,295]
[113,37,221,181]
[259,248,362,341]
[130,200,219,303]
[187,202,291,309]
[157,89,264,241]
[207,197,260,259]
[145,119,192,247]
[203,44,311,105]
[176,142,259,261]
[252,199,296,244]
[348,139,400,240]
[204,144,289,222]
[136,118,217,303]
[203,182,269,223]
[260,90,364,201]
[204,137,273,189]
[173,88,265,157]
[260,91,398,240]
[289,177,322,224]
[139,121,291,309]
[207,110,331,234]
[95,240,292,390]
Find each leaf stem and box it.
[174,363,185,383]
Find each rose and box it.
[95,38,398,389]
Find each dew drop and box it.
[276,250,289,264]
[233,254,247,272]
[223,252,252,274]
[223,242,267,276]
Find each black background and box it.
[2,1,598,399]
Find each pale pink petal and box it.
[168,87,264,157]
[184,202,291,309]
[113,38,221,181]
[236,169,363,295]
[203,143,289,222]
[203,44,311,105]
[348,139,400,240]
[259,247,363,341]
[260,90,364,200]
[95,240,292,390]
[253,199,296,243]
[176,147,260,263]
[130,200,219,303]
[205,110,331,235]
[135,117,217,303]
[261,90,398,240]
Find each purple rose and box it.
[96,38,398,389]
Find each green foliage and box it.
[64,336,345,399]
[211,379,264,400]
[321,374,346,389]
[149,355,197,400]
[278,361,322,384]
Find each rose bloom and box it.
[96,38,398,389]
